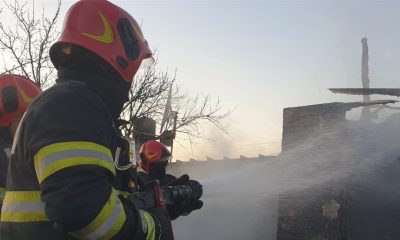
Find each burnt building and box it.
[277,100,397,240]
[281,101,394,152]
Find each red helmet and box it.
[139,140,171,173]
[0,74,41,127]
[50,0,153,83]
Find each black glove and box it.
[165,174,189,186]
[165,175,203,220]
[187,179,203,201]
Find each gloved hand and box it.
[187,179,203,201]
[165,175,203,220]
[165,174,189,186]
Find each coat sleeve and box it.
[0,148,9,209]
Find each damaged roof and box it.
[329,88,400,97]
[284,100,397,113]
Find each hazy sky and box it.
[2,0,400,160]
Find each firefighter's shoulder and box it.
[33,81,111,120]
[23,81,114,154]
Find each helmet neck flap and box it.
[56,50,130,120]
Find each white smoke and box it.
[171,115,400,239]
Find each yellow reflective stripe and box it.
[34,141,115,183]
[100,202,126,240]
[1,211,48,222]
[142,211,156,240]
[3,191,41,202]
[145,213,155,240]
[1,191,49,222]
[70,189,126,240]
[35,142,112,161]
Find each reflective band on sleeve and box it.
[70,189,126,240]
[140,210,156,240]
[0,191,49,222]
[34,141,115,183]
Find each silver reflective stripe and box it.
[84,198,123,240]
[36,149,113,176]
[2,200,45,212]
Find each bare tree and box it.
[0,0,230,143]
[0,0,61,88]
[121,59,174,136]
[173,92,231,138]
[120,59,232,140]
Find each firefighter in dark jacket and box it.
[137,140,176,187]
[0,74,41,214]
[137,140,203,220]
[0,1,202,239]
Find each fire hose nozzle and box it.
[129,184,200,211]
